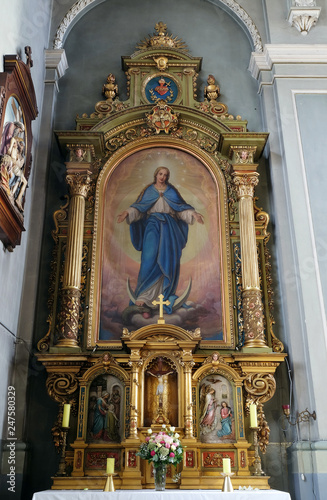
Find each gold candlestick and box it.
[220,472,234,492]
[55,427,69,476]
[104,473,117,491]
[250,426,265,476]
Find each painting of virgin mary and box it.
[99,147,224,343]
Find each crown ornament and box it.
[136,22,189,53]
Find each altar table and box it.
[32,489,292,500]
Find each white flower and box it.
[170,426,175,432]
[171,445,176,451]
[174,433,180,438]
[162,424,166,429]
[157,443,162,448]
[147,429,153,434]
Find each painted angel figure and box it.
[199,385,219,435]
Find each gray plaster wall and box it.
[53,0,263,133]
[0,0,52,498]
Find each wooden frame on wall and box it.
[0,52,38,250]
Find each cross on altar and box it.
[152,294,170,324]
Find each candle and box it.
[250,403,258,428]
[62,404,71,428]
[222,458,231,474]
[106,457,115,474]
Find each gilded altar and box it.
[36,23,285,490]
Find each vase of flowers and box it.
[137,425,183,491]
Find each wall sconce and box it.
[282,405,316,426]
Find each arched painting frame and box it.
[88,141,234,349]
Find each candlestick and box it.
[250,427,265,476]
[55,427,69,477]
[62,404,71,428]
[222,458,231,474]
[106,457,115,474]
[250,403,258,428]
[220,472,234,492]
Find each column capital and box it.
[232,172,259,198]
[65,171,92,198]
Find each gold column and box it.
[57,159,92,348]
[182,357,195,440]
[128,355,142,440]
[232,147,268,349]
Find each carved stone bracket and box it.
[287,6,321,35]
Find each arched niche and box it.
[53,0,263,52]
[193,355,245,442]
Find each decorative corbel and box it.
[243,373,276,453]
[46,372,79,451]
[287,2,321,36]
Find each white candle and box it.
[222,458,231,474]
[62,404,71,427]
[106,457,115,474]
[250,403,258,428]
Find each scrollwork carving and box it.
[243,373,276,405]
[46,373,79,403]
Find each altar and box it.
[35,22,287,494]
[32,490,292,500]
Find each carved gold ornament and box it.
[146,101,179,134]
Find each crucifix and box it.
[147,357,174,424]
[152,294,170,324]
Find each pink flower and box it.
[165,443,170,449]
[150,451,156,456]
[145,436,150,442]
[169,452,175,458]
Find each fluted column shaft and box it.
[57,167,91,347]
[233,163,268,349]
[128,359,142,439]
[183,360,195,439]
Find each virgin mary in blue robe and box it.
[128,182,195,313]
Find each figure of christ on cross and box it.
[146,357,175,423]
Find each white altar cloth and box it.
[32,489,291,500]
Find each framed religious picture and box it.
[199,374,236,444]
[0,51,38,250]
[88,143,234,349]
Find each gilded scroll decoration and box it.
[243,373,276,404]
[257,403,270,454]
[233,243,244,348]
[46,373,79,403]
